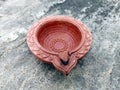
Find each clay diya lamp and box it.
[27,16,92,75]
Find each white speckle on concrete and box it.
[0,31,18,43]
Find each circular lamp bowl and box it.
[27,16,92,75]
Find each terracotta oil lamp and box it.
[27,16,92,75]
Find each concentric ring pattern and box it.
[37,21,82,53]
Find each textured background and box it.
[0,0,120,90]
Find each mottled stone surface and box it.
[0,0,120,90]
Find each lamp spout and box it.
[58,51,71,65]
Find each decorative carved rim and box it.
[27,15,92,75]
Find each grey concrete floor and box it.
[0,0,120,90]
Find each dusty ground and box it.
[0,0,120,90]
